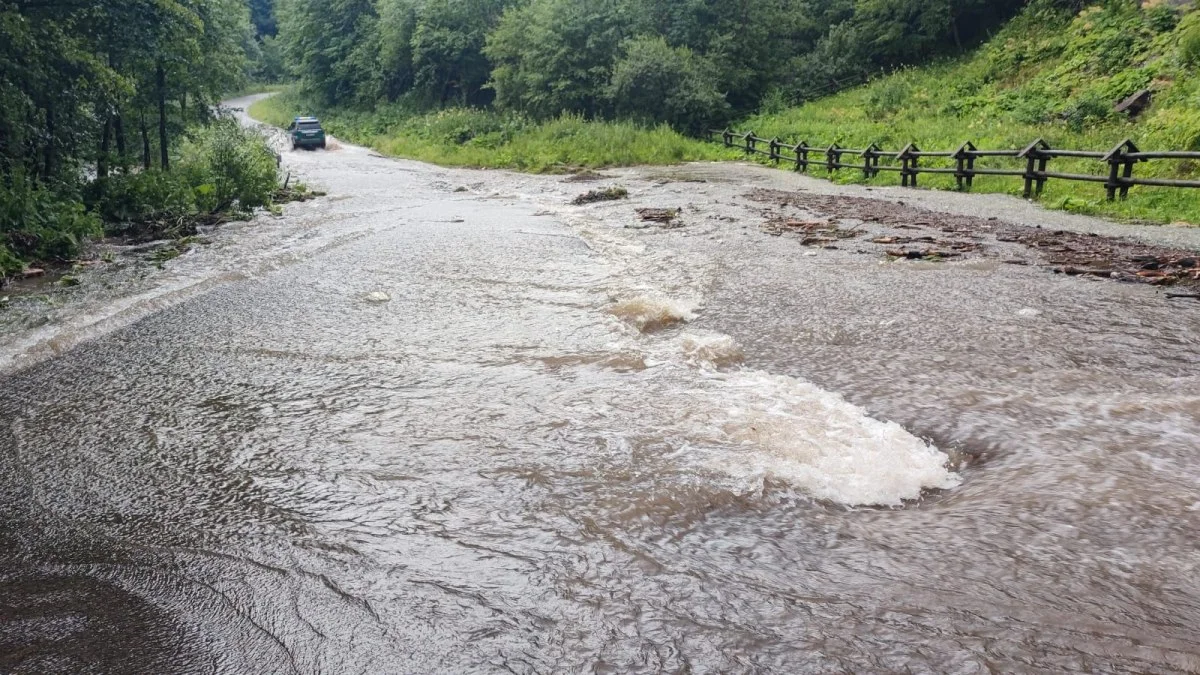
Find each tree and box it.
[410,0,510,106]
[1,0,255,274]
[374,0,418,101]
[248,0,277,37]
[486,0,644,119]
[608,36,729,134]
[278,0,378,106]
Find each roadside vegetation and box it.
[250,90,732,172]
[257,0,1026,171]
[0,0,291,282]
[259,0,1200,224]
[741,1,1200,223]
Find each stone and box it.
[1114,89,1152,118]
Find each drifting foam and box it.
[695,370,960,506]
[679,332,744,368]
[607,295,698,333]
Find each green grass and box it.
[734,1,1200,225]
[249,89,737,173]
[226,82,288,99]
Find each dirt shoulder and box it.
[597,162,1200,298]
[748,188,1200,291]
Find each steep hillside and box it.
[741,0,1200,223]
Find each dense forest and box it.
[0,0,280,277]
[275,0,1036,130]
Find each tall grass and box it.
[250,90,737,173]
[737,2,1200,224]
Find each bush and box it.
[180,119,279,213]
[88,119,279,233]
[1146,5,1180,34]
[88,170,196,224]
[0,242,21,277]
[0,177,102,274]
[1060,93,1115,132]
[865,75,912,118]
[1181,24,1200,67]
[608,36,730,135]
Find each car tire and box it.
[320,140,326,149]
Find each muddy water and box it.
[1,99,1198,673]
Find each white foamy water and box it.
[607,295,699,332]
[679,369,960,507]
[623,324,958,506]
[679,331,744,368]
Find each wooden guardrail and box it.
[709,130,1200,201]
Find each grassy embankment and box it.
[249,90,737,173]
[740,2,1200,224]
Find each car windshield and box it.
[296,121,321,130]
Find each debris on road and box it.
[885,248,961,260]
[760,217,862,244]
[636,208,681,225]
[747,188,1200,288]
[572,187,629,205]
[563,170,612,183]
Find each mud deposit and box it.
[749,188,1200,287]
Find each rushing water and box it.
[1,100,1198,673]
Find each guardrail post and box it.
[795,141,809,172]
[863,143,880,179]
[898,144,919,187]
[1120,154,1137,200]
[1102,139,1142,201]
[826,143,840,173]
[1019,138,1050,199]
[711,132,1200,201]
[953,141,976,191]
[1037,147,1050,195]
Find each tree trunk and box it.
[157,61,169,171]
[98,115,112,179]
[114,113,127,171]
[43,104,55,180]
[140,112,151,170]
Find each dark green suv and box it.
[288,116,326,150]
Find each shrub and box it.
[180,119,279,213]
[88,170,196,224]
[0,242,21,277]
[0,177,102,273]
[1180,24,1200,67]
[89,119,279,232]
[865,75,912,118]
[1061,93,1115,132]
[1146,5,1179,34]
[608,36,730,135]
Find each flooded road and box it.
[1,96,1198,673]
